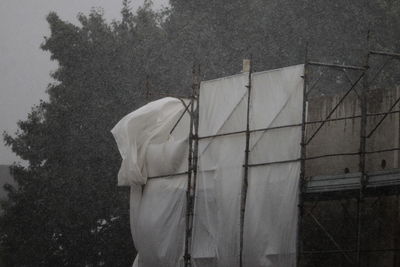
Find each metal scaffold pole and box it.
[184,65,201,267]
[297,46,308,267]
[135,43,400,267]
[240,58,253,267]
[356,33,370,267]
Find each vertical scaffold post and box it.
[192,64,201,227]
[240,58,253,267]
[184,64,200,267]
[297,46,308,267]
[356,32,370,267]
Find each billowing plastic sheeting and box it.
[192,73,248,267]
[112,64,304,267]
[111,97,190,267]
[192,65,303,267]
[243,66,303,267]
[111,97,189,186]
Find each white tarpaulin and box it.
[112,64,304,267]
[111,97,190,267]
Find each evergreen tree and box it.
[0,5,164,266]
[1,1,399,266]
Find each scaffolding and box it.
[299,48,400,267]
[143,47,400,266]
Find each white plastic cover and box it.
[111,97,190,186]
[112,97,190,267]
[243,66,303,267]
[112,64,304,267]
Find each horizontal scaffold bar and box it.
[245,158,300,167]
[244,148,400,168]
[197,110,400,140]
[304,147,400,161]
[146,148,400,180]
[308,61,367,71]
[198,123,302,140]
[370,50,400,58]
[304,168,400,196]
[148,171,188,180]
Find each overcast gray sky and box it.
[0,0,168,165]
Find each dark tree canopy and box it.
[1,0,399,266]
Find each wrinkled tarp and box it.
[112,64,304,267]
[112,97,190,267]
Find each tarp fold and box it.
[112,64,304,267]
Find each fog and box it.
[0,0,168,164]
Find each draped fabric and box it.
[112,64,304,267]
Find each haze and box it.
[0,0,168,164]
